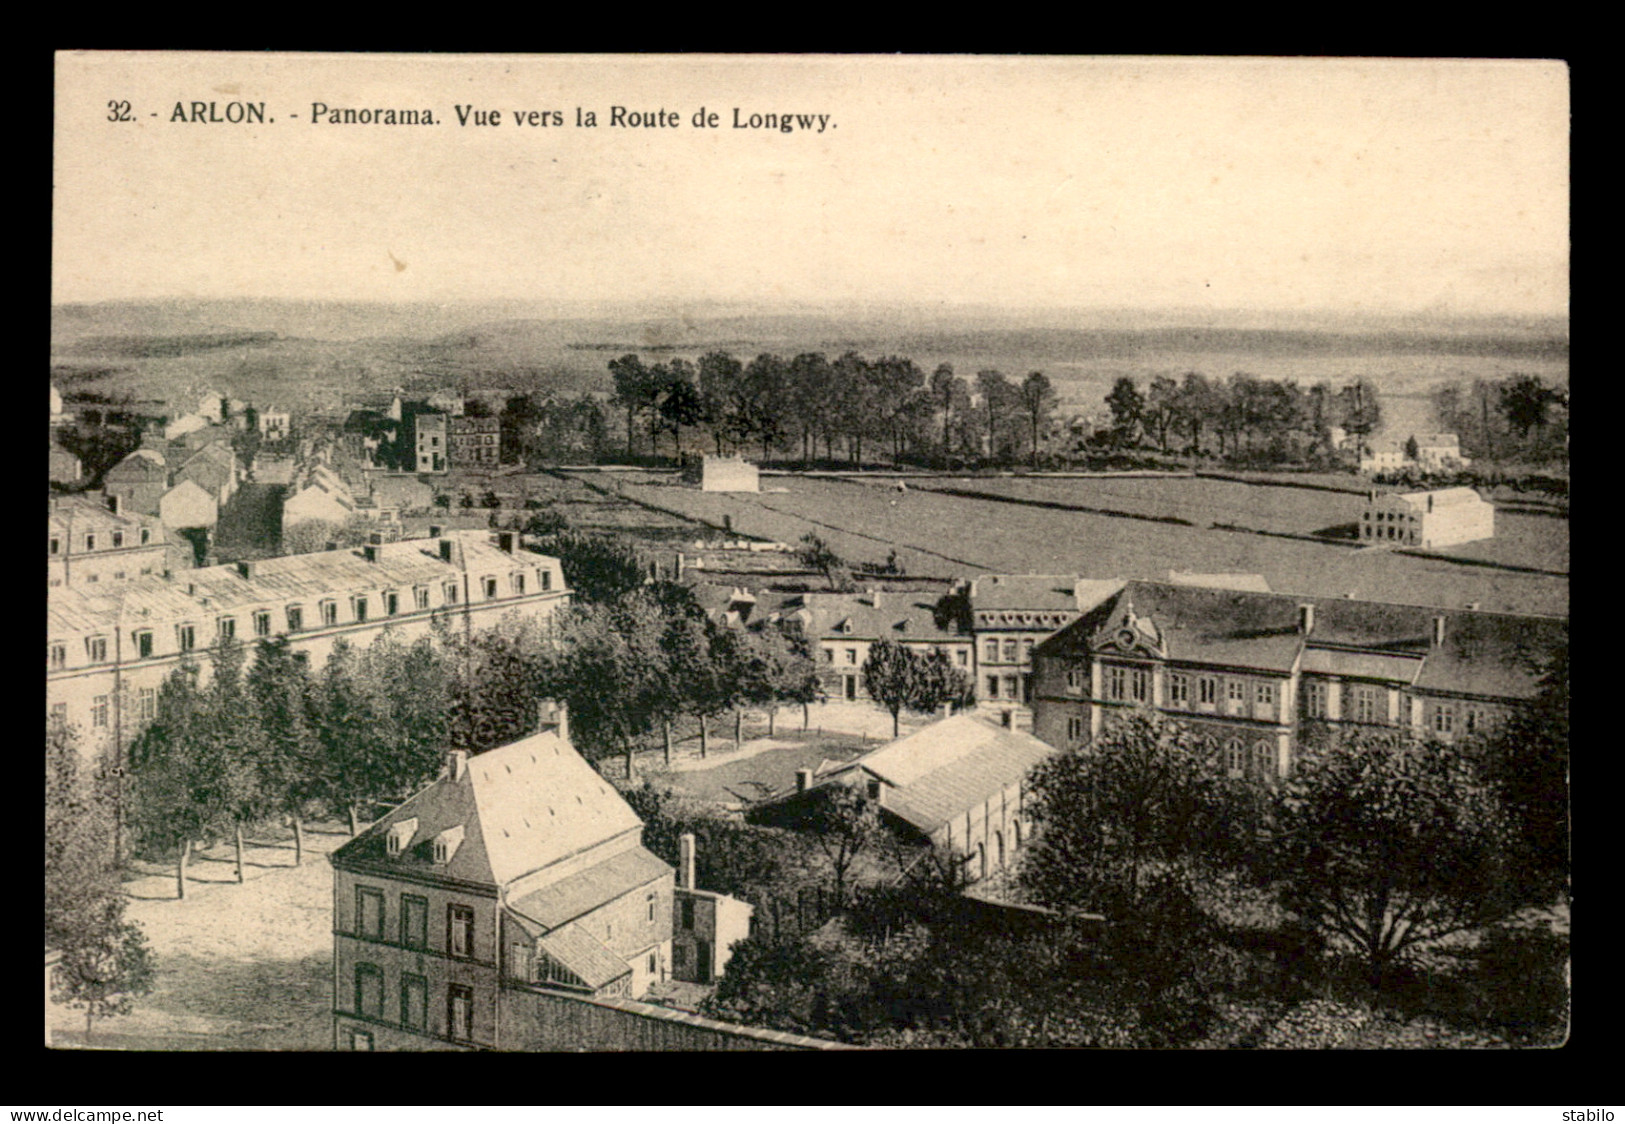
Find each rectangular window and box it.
[253,611,271,637]
[984,640,998,663]
[513,573,525,595]
[92,695,109,729]
[385,592,399,616]
[1022,639,1034,661]
[444,582,458,605]
[321,601,338,627]
[1130,667,1150,703]
[357,887,385,940]
[541,569,552,592]
[50,643,67,670]
[483,577,497,600]
[401,974,428,1031]
[1168,673,1189,708]
[85,533,96,552]
[1228,680,1246,702]
[140,528,151,545]
[956,650,968,667]
[1067,715,1084,742]
[138,688,157,721]
[681,899,695,930]
[133,630,153,658]
[986,676,999,698]
[352,597,368,623]
[112,531,124,549]
[414,586,430,611]
[177,624,196,652]
[89,636,111,663]
[448,905,475,959]
[1106,665,1127,701]
[1003,640,1018,662]
[1352,685,1380,724]
[824,648,834,663]
[218,617,236,640]
[447,985,473,1041]
[1305,681,1328,719]
[1066,668,1084,693]
[1432,702,1456,734]
[354,964,384,1020]
[49,537,60,556]
[401,895,428,950]
[845,648,857,665]
[1256,682,1275,706]
[1006,675,1020,701]
[286,605,304,632]
[647,893,656,923]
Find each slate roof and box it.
[536,923,631,990]
[838,714,1057,836]
[106,451,169,482]
[332,728,644,887]
[788,591,962,644]
[969,574,1083,612]
[508,845,670,931]
[1035,580,1566,702]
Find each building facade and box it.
[448,416,501,469]
[967,574,1123,715]
[785,588,973,703]
[1030,580,1566,783]
[329,715,678,1051]
[412,411,449,474]
[48,495,172,590]
[46,530,569,767]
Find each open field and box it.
[585,471,1568,617]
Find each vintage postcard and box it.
[48,52,1568,1053]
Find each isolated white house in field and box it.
[1360,487,1494,550]
[1412,433,1471,470]
[700,455,760,493]
[1358,438,1407,474]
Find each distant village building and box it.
[163,413,210,442]
[783,588,973,704]
[699,455,760,493]
[759,712,1056,885]
[283,462,359,528]
[48,444,82,484]
[47,530,568,766]
[48,494,171,589]
[1412,433,1471,471]
[158,478,219,530]
[412,411,449,474]
[449,415,501,468]
[197,391,227,424]
[1030,581,1565,781]
[1360,487,1495,550]
[257,406,291,441]
[1358,433,1469,474]
[103,449,169,517]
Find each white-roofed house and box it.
[1359,487,1495,550]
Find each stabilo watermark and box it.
[1563,1115,1615,1122]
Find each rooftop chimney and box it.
[1432,615,1447,648]
[1001,709,1014,729]
[1428,494,1435,513]
[429,524,444,538]
[679,832,697,891]
[325,541,339,553]
[940,702,953,721]
[537,699,569,744]
[446,750,468,782]
[1466,602,1480,611]
[439,539,454,562]
[1298,603,1315,635]
[369,531,385,546]
[236,560,255,580]
[795,768,814,793]
[363,544,380,563]
[674,552,685,581]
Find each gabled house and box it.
[967,574,1123,711]
[329,712,678,1050]
[103,450,169,517]
[779,588,973,703]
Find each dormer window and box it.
[433,825,465,865]
[386,818,418,857]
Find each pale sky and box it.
[53,53,1569,316]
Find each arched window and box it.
[1013,820,1024,848]
[1224,739,1244,778]
[995,830,1005,869]
[977,842,987,882]
[1253,741,1275,778]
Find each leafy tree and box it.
[1105,377,1145,446]
[1499,374,1561,440]
[1256,727,1530,987]
[1145,375,1180,454]
[928,364,963,464]
[1479,641,1569,900]
[245,638,322,865]
[1404,435,1420,462]
[608,353,661,457]
[656,360,705,459]
[312,639,398,835]
[802,782,886,906]
[787,352,834,464]
[1018,371,1058,467]
[1337,378,1383,442]
[797,532,845,591]
[45,719,153,1042]
[1021,710,1246,916]
[1174,372,1221,455]
[206,640,272,883]
[976,370,1017,461]
[531,529,645,605]
[861,639,974,738]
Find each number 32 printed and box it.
[107,100,133,122]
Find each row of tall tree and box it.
[1102,373,1383,458]
[610,352,1061,468]
[1432,373,1570,465]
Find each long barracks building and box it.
[46,529,570,766]
[1030,580,1566,782]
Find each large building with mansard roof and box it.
[1030,580,1566,783]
